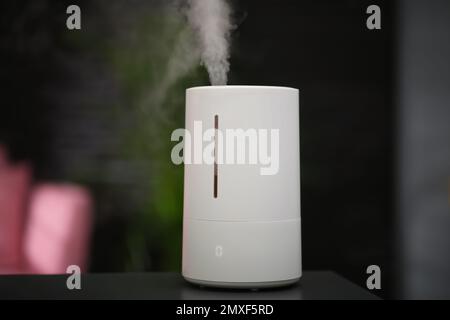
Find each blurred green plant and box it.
[64,3,208,271]
[108,8,207,271]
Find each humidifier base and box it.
[182,218,302,289]
[183,276,301,289]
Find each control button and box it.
[215,245,223,257]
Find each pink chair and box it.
[0,149,31,272]
[0,144,93,275]
[23,184,93,274]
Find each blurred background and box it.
[0,0,449,299]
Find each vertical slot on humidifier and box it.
[214,115,218,198]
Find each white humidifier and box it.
[182,85,301,288]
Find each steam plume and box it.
[186,0,233,85]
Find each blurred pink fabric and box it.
[0,149,31,271]
[23,184,92,274]
[0,144,93,274]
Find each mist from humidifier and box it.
[187,0,233,85]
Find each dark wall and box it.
[396,0,450,299]
[230,0,394,296]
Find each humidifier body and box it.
[182,86,301,288]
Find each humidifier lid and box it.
[187,85,299,92]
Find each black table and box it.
[0,271,379,300]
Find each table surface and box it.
[0,271,379,300]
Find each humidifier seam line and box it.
[186,218,301,223]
